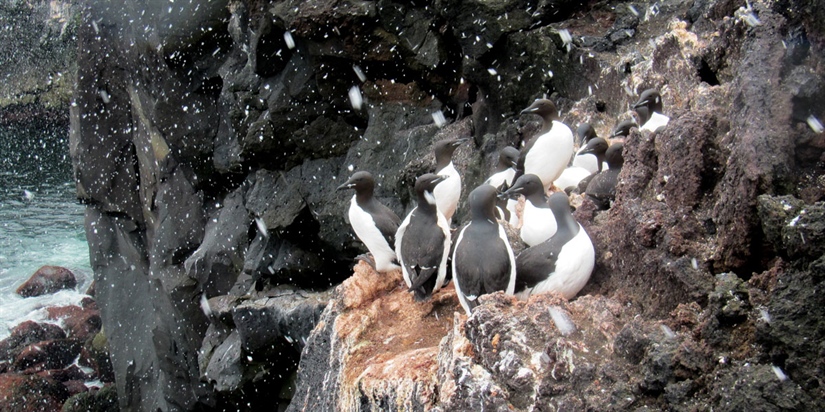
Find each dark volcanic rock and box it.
[15,266,78,297]
[11,339,82,373]
[62,384,119,412]
[0,373,69,412]
[0,321,66,364]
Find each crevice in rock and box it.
[697,58,721,86]
[254,17,292,78]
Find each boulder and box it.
[0,321,66,364]
[15,266,77,297]
[0,373,69,412]
[62,384,119,412]
[45,303,102,341]
[11,339,82,373]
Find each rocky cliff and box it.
[69,0,824,410]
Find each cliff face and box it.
[0,0,77,112]
[69,0,824,410]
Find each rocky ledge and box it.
[289,235,824,411]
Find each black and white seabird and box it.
[611,119,638,141]
[396,173,452,300]
[502,174,557,247]
[484,146,520,225]
[337,171,402,273]
[584,142,624,210]
[570,137,610,194]
[433,138,469,222]
[518,99,575,191]
[484,146,519,188]
[514,192,595,300]
[633,89,669,132]
[571,123,600,174]
[452,184,517,315]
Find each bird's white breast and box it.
[524,121,575,189]
[485,168,516,189]
[572,151,599,174]
[641,112,670,132]
[531,225,595,299]
[348,196,398,272]
[520,202,557,247]
[433,162,461,221]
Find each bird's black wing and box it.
[399,213,447,299]
[366,199,402,245]
[515,239,564,293]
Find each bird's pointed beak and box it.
[336,180,355,191]
[633,99,649,109]
[520,106,537,114]
[500,184,523,199]
[451,137,470,147]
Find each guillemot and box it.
[338,171,402,272]
[484,146,520,225]
[557,137,610,193]
[517,99,575,191]
[432,138,469,222]
[584,142,624,210]
[452,184,517,315]
[611,119,638,141]
[514,192,595,300]
[571,123,600,174]
[633,88,669,132]
[502,173,557,247]
[396,173,452,300]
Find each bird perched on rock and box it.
[584,142,624,210]
[517,98,575,191]
[633,89,669,132]
[484,146,519,188]
[484,146,520,225]
[502,174,556,247]
[452,184,517,315]
[571,123,600,173]
[337,171,402,273]
[555,136,610,192]
[432,138,469,222]
[396,173,452,300]
[514,192,594,300]
[570,137,610,194]
[611,119,638,141]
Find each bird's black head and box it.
[605,143,625,169]
[501,173,543,199]
[612,119,638,138]
[547,191,573,216]
[434,138,469,165]
[578,137,609,157]
[521,98,559,122]
[337,171,375,193]
[577,123,597,145]
[498,146,520,169]
[468,184,498,220]
[414,173,448,194]
[633,88,663,116]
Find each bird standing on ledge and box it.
[338,171,402,273]
[396,174,452,301]
[517,98,575,192]
[433,138,469,223]
[452,184,517,315]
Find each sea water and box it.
[0,124,92,340]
